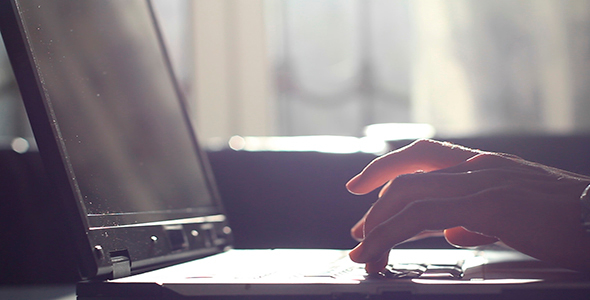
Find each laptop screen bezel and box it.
[0,0,233,279]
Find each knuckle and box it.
[409,139,441,152]
[409,139,477,160]
[469,152,515,166]
[498,152,522,160]
[393,172,417,183]
[389,172,424,190]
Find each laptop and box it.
[1,0,589,299]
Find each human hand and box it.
[346,139,590,273]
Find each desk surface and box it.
[0,285,75,300]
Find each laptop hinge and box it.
[110,251,131,279]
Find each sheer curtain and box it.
[267,0,412,136]
[3,1,590,144]
[412,0,590,136]
[267,0,590,137]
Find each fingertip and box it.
[345,177,356,190]
[365,260,387,274]
[349,243,388,274]
[347,175,380,196]
[360,255,388,274]
[346,175,365,195]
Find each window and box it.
[3,0,590,152]
[266,0,590,138]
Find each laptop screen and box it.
[11,1,221,228]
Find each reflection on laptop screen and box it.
[17,1,219,228]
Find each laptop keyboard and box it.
[304,262,463,281]
[382,263,463,279]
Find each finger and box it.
[347,139,481,195]
[360,162,583,240]
[443,226,498,247]
[404,230,444,242]
[378,180,392,198]
[432,159,588,197]
[351,213,367,241]
[350,244,390,274]
[350,191,496,264]
[350,181,394,241]
[431,152,520,174]
[355,218,445,244]
[435,152,590,188]
[361,169,528,237]
[365,250,389,274]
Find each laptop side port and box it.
[164,225,189,252]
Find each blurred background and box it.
[4,0,590,286]
[4,0,590,151]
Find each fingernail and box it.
[346,176,363,194]
[345,176,357,189]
